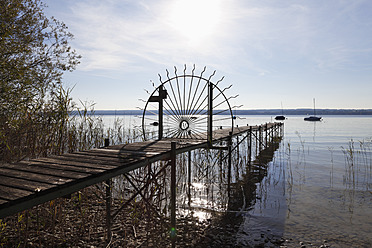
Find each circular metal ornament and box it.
[142,65,234,141]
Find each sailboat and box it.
[304,98,322,121]
[275,102,286,120]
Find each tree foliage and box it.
[0,0,81,161]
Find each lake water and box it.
[238,115,372,247]
[100,115,372,247]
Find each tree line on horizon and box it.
[83,109,372,116]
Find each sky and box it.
[43,0,372,110]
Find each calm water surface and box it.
[238,115,372,247]
[101,115,372,247]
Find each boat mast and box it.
[313,98,316,116]
[281,102,284,115]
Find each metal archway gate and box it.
[142,65,235,145]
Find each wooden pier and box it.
[0,66,286,246]
[0,123,282,219]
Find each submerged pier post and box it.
[170,142,177,246]
[236,135,240,181]
[258,126,262,152]
[227,132,232,198]
[237,135,240,159]
[248,126,252,170]
[281,123,284,137]
[255,128,258,158]
[265,123,268,148]
[188,150,191,206]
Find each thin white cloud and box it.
[222,0,372,72]
[59,0,372,75]
[66,0,229,72]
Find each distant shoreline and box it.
[74,109,372,116]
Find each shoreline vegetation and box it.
[78,109,372,116]
[0,116,289,247]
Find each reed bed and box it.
[342,138,372,191]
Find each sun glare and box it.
[168,0,222,45]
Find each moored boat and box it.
[275,102,286,120]
[304,116,322,121]
[275,115,286,120]
[304,98,322,121]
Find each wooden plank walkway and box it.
[0,123,281,219]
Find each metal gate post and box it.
[207,82,213,147]
[148,84,167,140]
[159,85,164,139]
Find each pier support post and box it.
[255,128,258,158]
[227,132,232,198]
[248,126,252,170]
[258,126,262,152]
[146,163,152,200]
[170,142,177,246]
[104,138,112,243]
[236,135,240,159]
[265,123,268,148]
[188,150,191,207]
[236,136,240,181]
[105,179,112,242]
[281,123,284,137]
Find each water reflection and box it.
[186,137,284,247]
[185,116,372,247]
[104,115,372,246]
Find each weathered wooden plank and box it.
[120,146,172,152]
[0,185,33,201]
[3,162,90,180]
[24,159,105,174]
[56,154,125,167]
[58,153,147,167]
[110,140,176,150]
[78,149,162,158]
[109,140,168,149]
[38,156,120,170]
[0,167,71,185]
[61,152,144,163]
[121,142,195,151]
[0,175,54,192]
